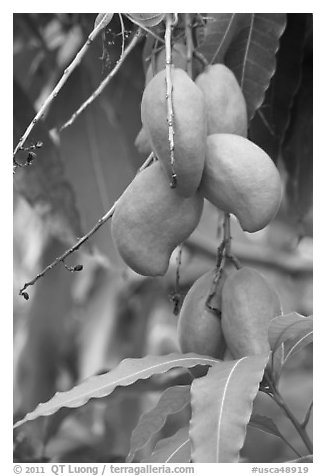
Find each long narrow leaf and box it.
[287,455,313,463]
[142,426,191,463]
[197,14,244,64]
[250,413,285,438]
[127,385,190,462]
[94,13,114,30]
[271,343,285,384]
[190,355,268,462]
[269,313,312,383]
[249,413,301,457]
[225,13,287,119]
[249,14,308,162]
[269,314,313,354]
[14,354,217,429]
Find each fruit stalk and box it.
[164,14,177,188]
[184,13,193,77]
[171,244,184,315]
[207,214,233,309]
[223,212,232,256]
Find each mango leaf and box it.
[270,343,285,385]
[269,313,313,382]
[14,354,218,429]
[250,413,283,438]
[127,13,166,28]
[287,455,313,463]
[197,13,244,64]
[13,80,83,247]
[249,413,300,457]
[269,313,313,355]
[190,355,268,462]
[282,21,313,236]
[224,13,287,120]
[94,13,114,30]
[142,426,191,463]
[249,14,308,163]
[127,385,191,462]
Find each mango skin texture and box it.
[195,64,248,137]
[135,127,152,155]
[141,69,207,197]
[200,134,282,232]
[221,267,282,359]
[111,161,204,276]
[177,269,228,359]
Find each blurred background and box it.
[13,13,312,463]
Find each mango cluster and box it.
[177,266,282,361]
[112,44,282,277]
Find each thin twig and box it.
[171,244,184,316]
[185,232,312,275]
[206,214,233,310]
[206,212,241,310]
[223,212,241,269]
[301,401,313,430]
[13,15,112,168]
[265,374,313,454]
[193,50,209,67]
[60,28,141,131]
[19,153,155,298]
[118,13,126,58]
[184,13,193,77]
[223,212,232,256]
[165,14,177,188]
[258,109,276,136]
[175,244,183,291]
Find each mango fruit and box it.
[199,134,282,232]
[141,69,207,197]
[223,348,234,361]
[135,127,152,155]
[111,161,204,276]
[195,64,248,137]
[221,267,282,359]
[177,269,228,359]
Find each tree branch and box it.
[13,14,112,168]
[60,28,141,131]
[19,153,155,298]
